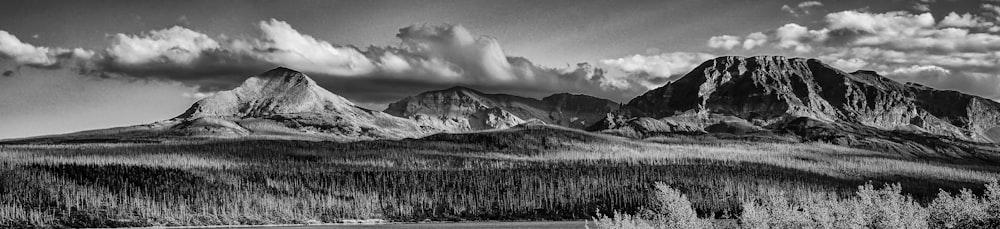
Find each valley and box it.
[3,56,1000,228]
[2,124,998,227]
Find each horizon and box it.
[2,0,1000,138]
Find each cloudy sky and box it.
[1,0,998,139]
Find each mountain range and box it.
[384,86,619,131]
[591,56,1000,155]
[6,56,1000,156]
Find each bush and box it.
[927,181,1000,228]
[738,189,812,229]
[739,183,928,229]
[590,182,711,229]
[590,210,656,229]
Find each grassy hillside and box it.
[1,125,998,227]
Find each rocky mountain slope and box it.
[385,86,619,131]
[593,56,1000,154]
[9,67,435,143]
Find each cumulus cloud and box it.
[701,8,1000,99]
[107,26,220,65]
[0,20,649,103]
[234,19,376,76]
[705,33,769,50]
[708,35,741,50]
[600,52,715,89]
[938,12,993,28]
[826,11,935,33]
[743,32,768,50]
[0,31,90,67]
[0,31,57,65]
[393,24,517,83]
[775,23,828,52]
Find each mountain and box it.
[384,86,619,131]
[593,56,1000,154]
[9,67,435,143]
[177,67,357,118]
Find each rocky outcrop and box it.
[602,56,1000,144]
[385,86,618,131]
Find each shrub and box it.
[645,183,712,228]
[738,189,811,229]
[853,183,928,229]
[591,182,711,229]
[590,210,655,229]
[739,183,928,229]
[927,180,1000,228]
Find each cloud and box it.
[0,30,89,67]
[600,52,715,89]
[0,30,55,65]
[782,1,824,17]
[234,19,376,76]
[890,64,950,76]
[697,8,1000,100]
[708,35,741,50]
[181,91,215,100]
[743,32,768,50]
[705,33,769,50]
[822,57,868,72]
[798,1,823,9]
[826,11,935,34]
[0,20,648,103]
[820,11,1000,53]
[393,23,516,83]
[107,26,220,65]
[775,23,827,52]
[938,12,994,28]
[911,0,935,12]
[782,5,799,17]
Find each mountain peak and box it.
[262,66,302,75]
[606,55,1000,143]
[246,67,312,86]
[709,55,810,65]
[438,85,482,94]
[851,70,879,75]
[176,68,353,119]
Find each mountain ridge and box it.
[593,55,1000,154]
[385,85,620,130]
[6,58,1000,156]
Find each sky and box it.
[1,0,999,139]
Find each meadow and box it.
[1,126,997,228]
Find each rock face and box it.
[601,56,1000,144]
[385,86,619,131]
